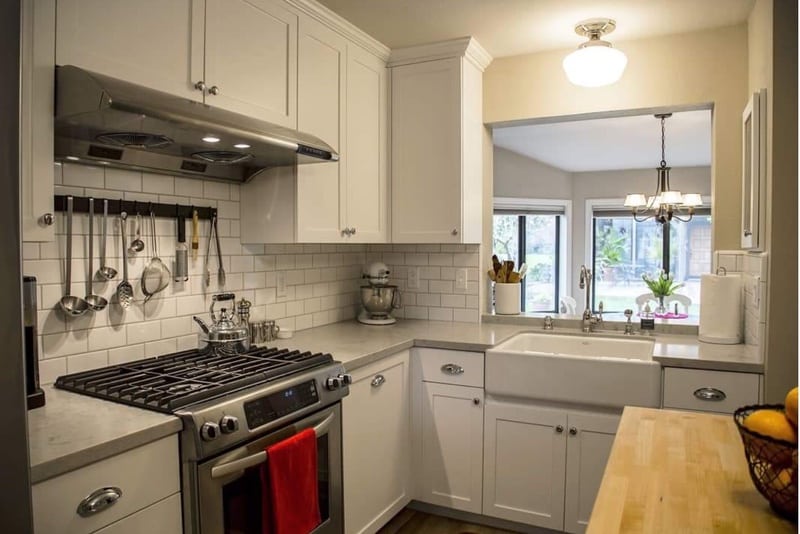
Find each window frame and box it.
[493,197,572,313]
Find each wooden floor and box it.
[377,509,516,534]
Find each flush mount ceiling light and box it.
[624,113,702,224]
[563,18,627,87]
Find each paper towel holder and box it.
[716,266,728,276]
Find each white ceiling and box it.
[493,110,712,172]
[317,0,754,58]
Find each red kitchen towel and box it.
[260,428,321,534]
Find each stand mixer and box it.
[358,262,401,325]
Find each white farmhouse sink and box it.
[485,332,661,409]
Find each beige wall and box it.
[493,147,572,199]
[484,24,748,258]
[750,0,798,402]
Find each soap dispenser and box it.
[640,303,655,334]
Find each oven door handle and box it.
[210,412,335,479]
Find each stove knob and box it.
[325,376,342,390]
[219,415,239,434]
[200,422,221,441]
[338,373,353,386]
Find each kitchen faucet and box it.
[579,265,603,332]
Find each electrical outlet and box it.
[276,271,287,297]
[408,267,420,289]
[456,268,468,290]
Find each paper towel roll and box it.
[699,273,742,344]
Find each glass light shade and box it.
[682,193,703,207]
[563,44,628,87]
[661,190,683,205]
[624,194,647,207]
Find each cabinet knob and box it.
[194,80,207,92]
[350,227,356,235]
[40,213,54,226]
[371,374,385,387]
[473,398,480,405]
[441,363,464,375]
[208,85,221,96]
[451,228,458,236]
[555,425,564,433]
[693,387,726,401]
[341,228,351,237]
[569,427,578,436]
[743,230,753,237]
[76,487,123,517]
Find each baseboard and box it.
[407,501,560,534]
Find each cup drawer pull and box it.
[371,374,386,387]
[441,363,465,375]
[77,487,123,517]
[693,387,727,401]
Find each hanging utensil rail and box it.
[53,195,217,220]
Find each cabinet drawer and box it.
[414,348,483,387]
[33,435,180,534]
[663,368,760,414]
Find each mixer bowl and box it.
[360,285,400,316]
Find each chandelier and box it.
[624,113,702,224]
[562,18,627,88]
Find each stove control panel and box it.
[244,379,319,430]
[325,373,352,391]
[200,422,221,441]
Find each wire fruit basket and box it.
[733,404,798,520]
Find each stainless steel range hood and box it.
[54,65,338,182]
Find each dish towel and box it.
[260,428,321,534]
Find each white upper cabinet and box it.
[741,89,767,250]
[21,0,55,242]
[56,0,297,126]
[343,44,388,243]
[205,0,298,127]
[55,0,204,101]
[389,38,491,244]
[296,15,347,242]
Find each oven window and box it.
[223,434,330,534]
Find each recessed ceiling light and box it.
[233,143,251,149]
[202,136,221,143]
[65,156,80,161]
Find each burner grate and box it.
[55,347,334,413]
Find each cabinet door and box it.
[741,89,767,250]
[564,412,620,534]
[344,45,388,243]
[296,15,346,242]
[419,382,483,513]
[21,0,55,241]
[391,59,462,243]
[94,493,182,534]
[343,351,410,534]
[482,400,567,530]
[55,0,204,101]
[205,0,297,127]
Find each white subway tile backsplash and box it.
[63,164,105,189]
[145,338,177,357]
[108,344,145,365]
[142,173,174,195]
[67,350,109,373]
[127,321,162,344]
[104,168,141,192]
[429,307,453,321]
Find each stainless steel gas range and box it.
[56,345,351,534]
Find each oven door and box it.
[195,403,342,534]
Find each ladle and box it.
[128,213,145,254]
[96,199,118,280]
[59,196,89,316]
[84,198,108,311]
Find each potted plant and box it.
[642,270,683,313]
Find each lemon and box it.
[744,409,798,443]
[768,467,794,491]
[785,387,798,427]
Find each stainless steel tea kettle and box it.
[193,293,250,353]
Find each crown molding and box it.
[388,37,493,71]
[284,0,391,61]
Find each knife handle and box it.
[191,210,199,259]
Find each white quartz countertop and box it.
[28,319,762,483]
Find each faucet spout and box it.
[579,265,601,332]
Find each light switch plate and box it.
[408,267,420,290]
[456,268,468,290]
[276,271,287,297]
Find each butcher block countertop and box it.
[588,407,796,534]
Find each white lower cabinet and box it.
[342,351,411,534]
[411,348,485,514]
[482,400,619,534]
[662,367,761,414]
[32,435,181,534]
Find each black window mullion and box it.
[518,215,526,312]
[553,215,561,314]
